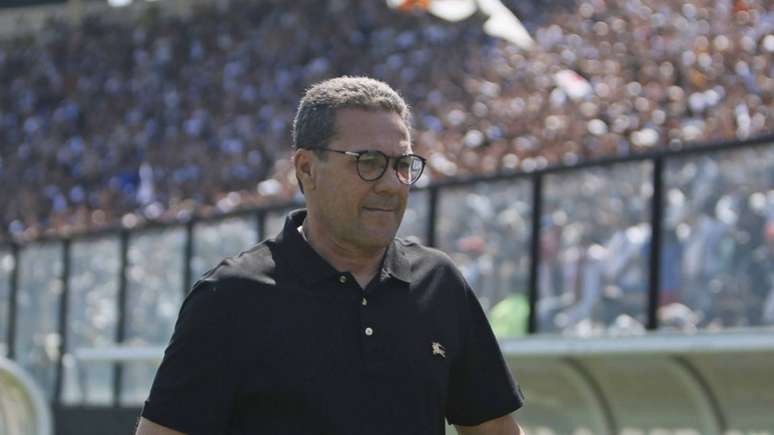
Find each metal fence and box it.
[0,134,773,408]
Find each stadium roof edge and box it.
[0,0,221,39]
[500,328,774,356]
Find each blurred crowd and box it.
[432,146,773,335]
[0,0,772,242]
[3,0,773,404]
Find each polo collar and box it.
[278,209,340,286]
[381,237,412,284]
[277,209,412,286]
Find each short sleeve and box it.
[445,283,524,426]
[141,280,242,434]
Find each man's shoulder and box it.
[179,240,288,329]
[393,237,462,276]
[198,240,280,289]
[395,237,446,257]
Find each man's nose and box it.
[373,163,404,194]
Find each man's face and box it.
[305,108,412,251]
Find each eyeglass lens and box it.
[357,151,423,184]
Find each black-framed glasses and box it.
[315,148,427,185]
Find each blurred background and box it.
[0,0,772,434]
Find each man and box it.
[136,76,525,435]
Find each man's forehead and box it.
[332,109,411,150]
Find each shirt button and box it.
[365,327,374,336]
[361,297,368,306]
[339,275,347,284]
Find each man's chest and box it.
[233,285,458,433]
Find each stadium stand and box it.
[0,0,772,434]
[0,0,771,242]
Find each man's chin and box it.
[357,226,398,249]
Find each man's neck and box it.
[299,221,385,289]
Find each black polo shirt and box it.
[142,209,523,435]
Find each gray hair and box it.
[292,76,412,151]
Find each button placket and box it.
[358,284,381,371]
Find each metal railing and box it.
[0,133,773,408]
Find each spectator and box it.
[1,0,771,242]
[0,0,771,334]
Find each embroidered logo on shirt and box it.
[432,342,446,358]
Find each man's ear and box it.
[294,149,316,192]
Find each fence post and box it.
[647,157,665,330]
[7,243,20,360]
[527,174,543,334]
[54,238,71,405]
[426,187,439,248]
[182,220,194,297]
[113,230,130,406]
